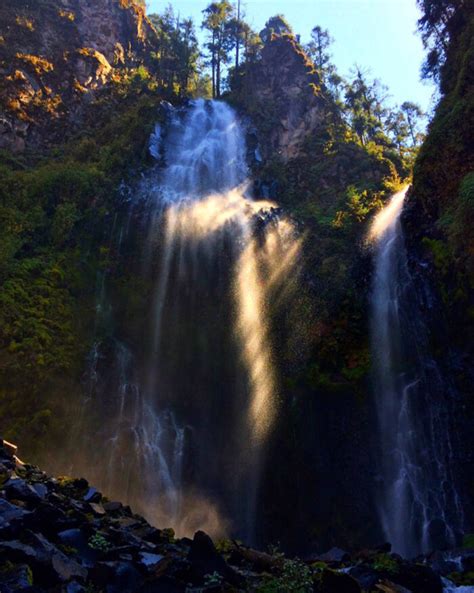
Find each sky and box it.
[146,0,436,114]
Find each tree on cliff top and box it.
[417,0,470,83]
[259,15,293,44]
[202,1,234,98]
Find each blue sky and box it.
[147,0,436,113]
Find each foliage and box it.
[260,15,294,44]
[148,6,201,97]
[373,553,399,574]
[416,0,470,83]
[204,571,224,586]
[201,1,234,98]
[88,533,111,552]
[463,533,474,548]
[256,558,313,593]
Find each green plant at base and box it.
[88,533,111,552]
[257,558,313,593]
[373,553,399,575]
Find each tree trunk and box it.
[235,0,240,70]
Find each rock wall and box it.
[231,34,330,161]
[0,0,158,151]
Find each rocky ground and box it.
[1,438,473,593]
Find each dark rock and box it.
[31,483,48,500]
[429,548,474,575]
[89,502,106,516]
[138,551,166,571]
[65,582,86,593]
[139,576,186,593]
[318,547,351,564]
[83,487,101,503]
[4,477,41,504]
[0,564,32,592]
[51,552,87,581]
[375,580,413,593]
[0,498,30,527]
[103,501,122,512]
[0,438,18,457]
[316,569,362,593]
[188,531,241,586]
[388,562,442,593]
[23,503,72,537]
[89,561,142,593]
[348,565,380,590]
[57,528,98,563]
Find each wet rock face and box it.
[233,34,328,161]
[0,0,157,151]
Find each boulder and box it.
[376,580,413,593]
[316,569,362,593]
[318,547,351,564]
[88,561,142,593]
[387,562,442,593]
[188,531,241,586]
[4,477,41,504]
[0,564,33,592]
[0,439,18,457]
[0,498,30,528]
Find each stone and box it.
[65,581,86,593]
[376,580,413,593]
[31,483,48,499]
[318,547,351,564]
[348,565,380,590]
[103,501,122,512]
[317,569,362,593]
[83,487,101,503]
[89,502,106,516]
[0,498,30,527]
[138,551,166,571]
[4,477,41,504]
[51,553,87,581]
[188,531,241,586]
[57,528,98,563]
[388,562,442,593]
[0,564,32,592]
[88,561,142,593]
[138,576,186,593]
[1,439,18,457]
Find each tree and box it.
[400,101,425,147]
[345,67,389,145]
[202,1,234,98]
[259,15,293,44]
[416,0,468,82]
[306,26,333,74]
[148,6,199,97]
[385,109,410,152]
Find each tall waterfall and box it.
[369,188,464,557]
[66,99,300,544]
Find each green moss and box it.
[373,553,399,575]
[463,533,474,548]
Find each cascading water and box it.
[369,188,464,558]
[65,99,300,544]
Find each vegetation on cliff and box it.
[0,0,472,556]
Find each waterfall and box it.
[65,99,300,544]
[370,188,464,557]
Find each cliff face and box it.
[232,35,330,161]
[402,9,474,524]
[0,0,158,151]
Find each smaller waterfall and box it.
[370,188,464,557]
